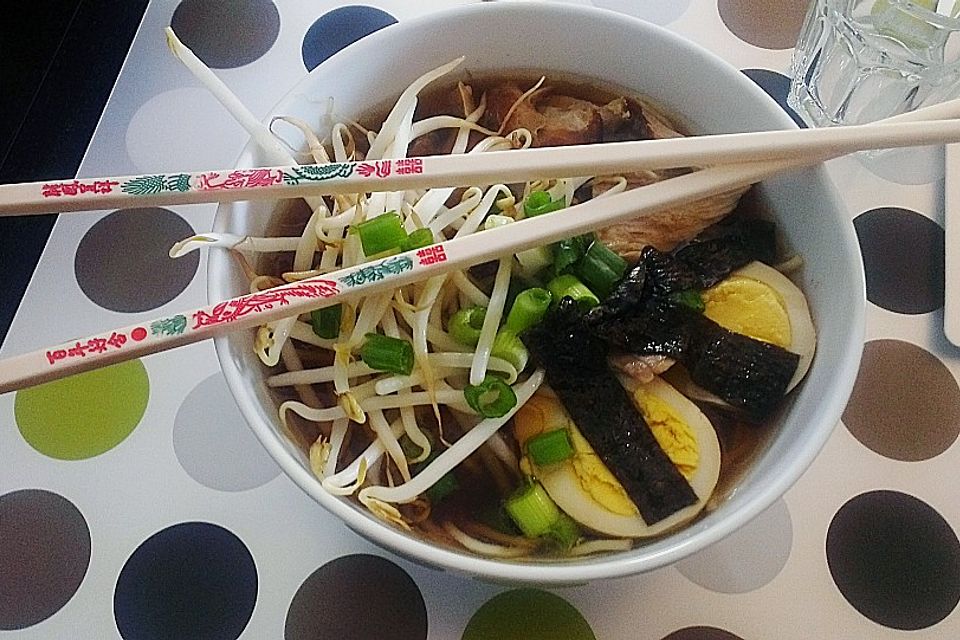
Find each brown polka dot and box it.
[718,0,810,49]
[285,555,426,640]
[0,490,91,629]
[854,208,944,314]
[661,627,746,640]
[842,339,960,461]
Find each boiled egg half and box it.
[513,376,720,538]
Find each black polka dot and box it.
[0,490,91,630]
[661,628,746,640]
[114,522,257,640]
[301,7,397,72]
[854,208,944,314]
[285,554,426,640]
[75,208,199,313]
[741,69,807,128]
[826,491,960,630]
[170,0,280,69]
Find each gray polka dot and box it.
[126,88,248,174]
[718,0,810,49]
[75,208,199,313]
[174,373,280,492]
[675,499,792,593]
[590,0,691,25]
[0,490,91,630]
[855,146,940,186]
[842,340,960,461]
[170,0,280,69]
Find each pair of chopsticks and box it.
[2,98,960,394]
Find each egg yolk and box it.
[633,387,699,481]
[568,429,639,516]
[701,275,791,348]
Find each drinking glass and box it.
[789,0,960,127]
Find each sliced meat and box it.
[599,97,653,142]
[534,94,603,146]
[478,80,749,261]
[482,82,602,147]
[609,353,675,384]
[594,184,751,260]
[408,129,456,157]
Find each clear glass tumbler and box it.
[789,0,960,127]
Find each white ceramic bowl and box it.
[209,2,865,584]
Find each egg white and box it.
[534,376,721,538]
[731,261,816,391]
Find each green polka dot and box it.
[15,360,149,460]
[462,589,595,640]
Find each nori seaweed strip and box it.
[679,216,777,266]
[684,315,800,418]
[589,299,799,419]
[524,299,698,524]
[588,218,776,322]
[674,239,761,289]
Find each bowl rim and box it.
[210,1,866,584]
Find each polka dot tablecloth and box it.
[2,1,960,638]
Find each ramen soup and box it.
[187,60,816,559]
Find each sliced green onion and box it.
[482,504,522,536]
[546,274,600,310]
[448,306,487,347]
[409,441,458,503]
[360,333,414,375]
[576,240,628,299]
[310,304,342,339]
[523,191,565,217]
[504,480,562,538]
[527,428,575,466]
[516,245,553,277]
[504,288,553,334]
[400,227,434,252]
[463,374,518,418]
[483,214,514,230]
[491,329,529,373]
[586,238,626,272]
[544,513,581,551]
[353,212,406,256]
[425,471,459,503]
[669,289,705,312]
[399,434,425,460]
[524,190,550,211]
[553,236,586,276]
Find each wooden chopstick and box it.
[4,97,960,393]
[5,115,960,216]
